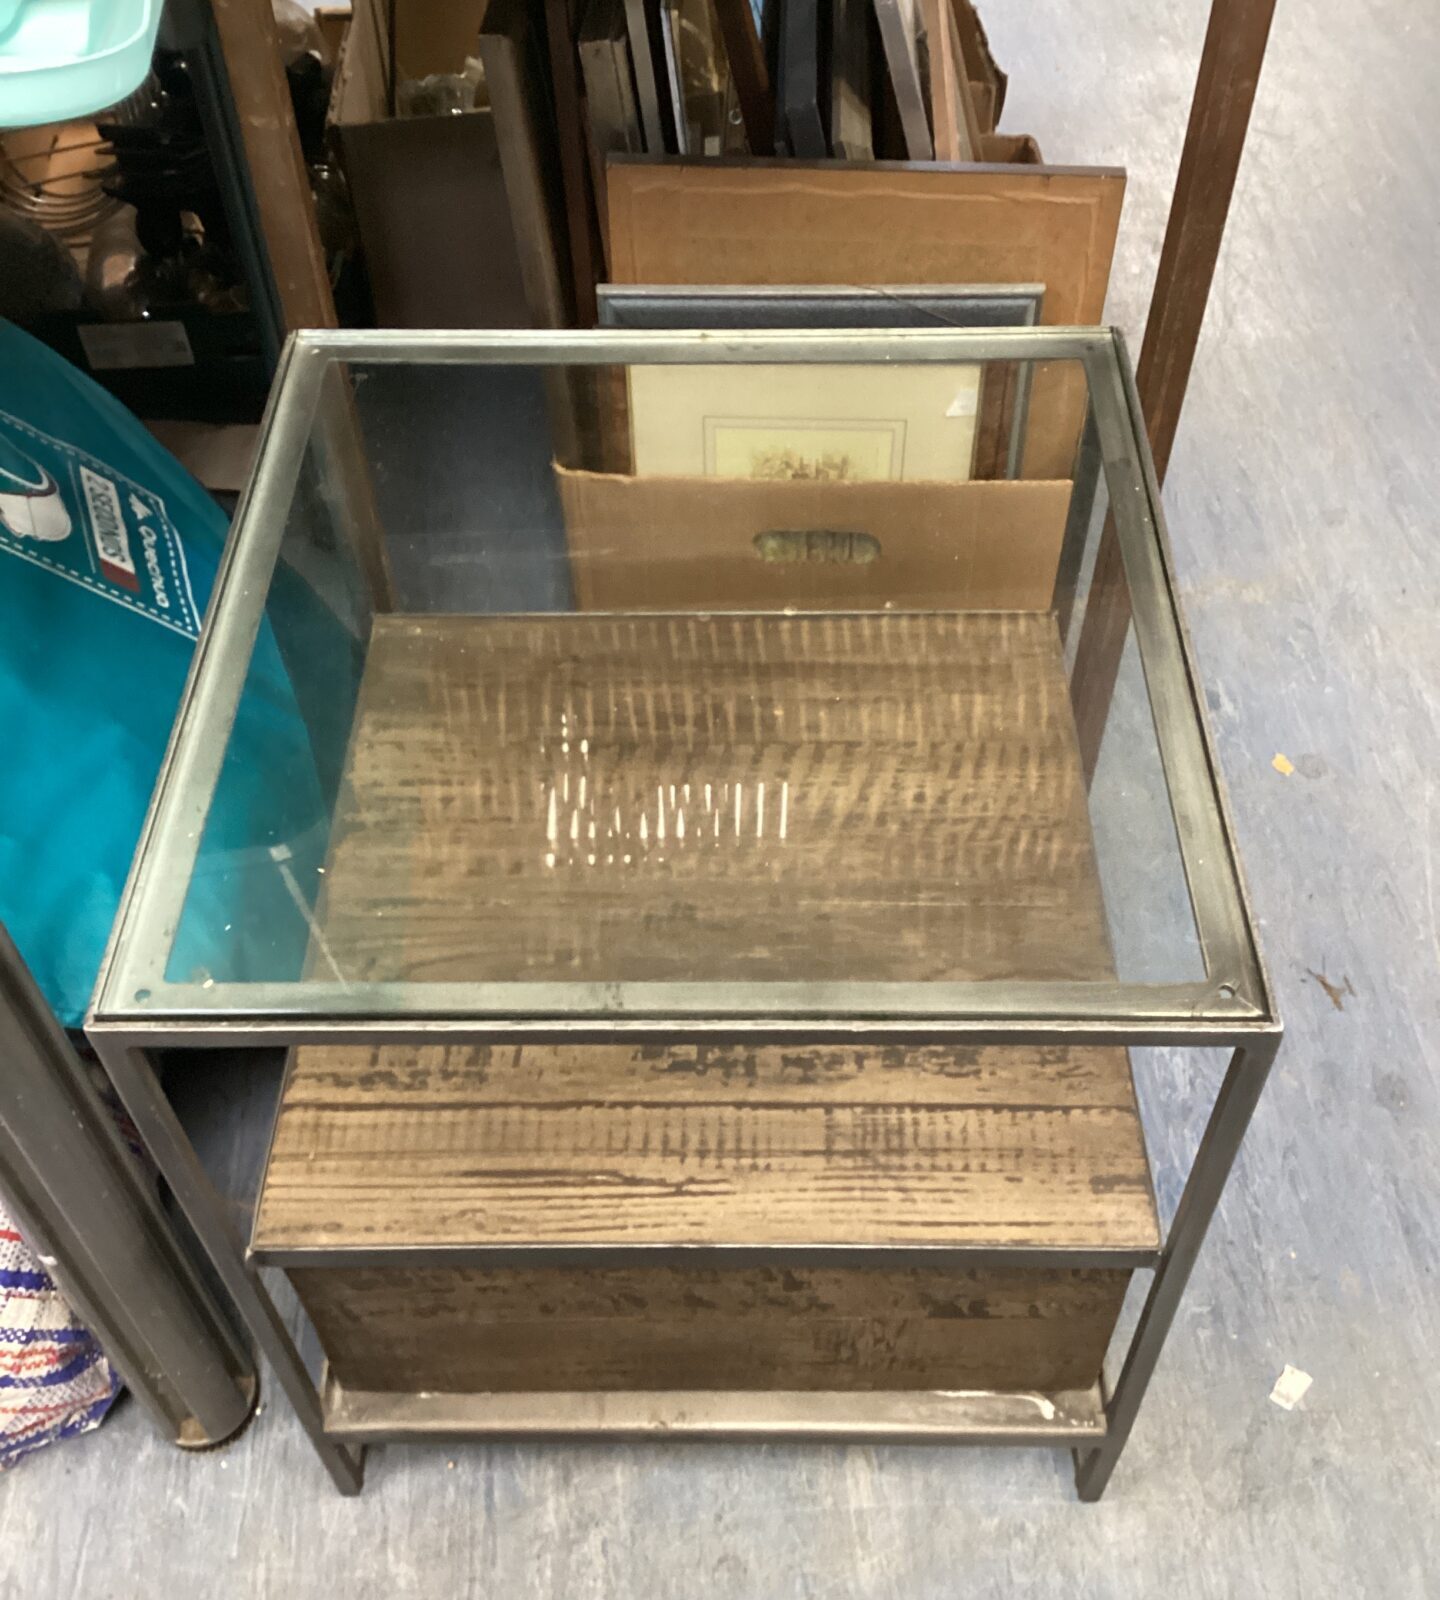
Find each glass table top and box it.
[93,327,1270,1034]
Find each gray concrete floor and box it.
[4,0,1439,1593]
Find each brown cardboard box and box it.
[557,467,1072,612]
[329,0,532,326]
[953,0,1007,131]
[979,133,1043,164]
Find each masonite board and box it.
[294,610,1116,991]
[605,158,1126,479]
[557,469,1071,610]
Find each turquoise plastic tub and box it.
[0,0,162,127]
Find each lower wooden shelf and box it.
[252,1040,1157,1404]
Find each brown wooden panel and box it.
[604,159,1125,479]
[305,611,1114,991]
[289,1262,1130,1393]
[212,0,336,333]
[254,1041,1158,1252]
[1075,0,1278,776]
[277,1040,1142,1111]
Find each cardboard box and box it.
[953,0,1007,131]
[557,466,1072,612]
[329,0,532,326]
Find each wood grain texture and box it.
[265,1035,1152,1393]
[307,611,1114,989]
[289,1261,1132,1393]
[254,1042,1158,1252]
[262,606,1150,1396]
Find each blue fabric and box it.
[0,320,321,1023]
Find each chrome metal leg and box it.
[90,1038,365,1495]
[0,930,256,1448]
[1074,1035,1280,1501]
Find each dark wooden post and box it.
[209,0,337,333]
[1073,0,1279,778]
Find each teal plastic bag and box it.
[0,321,320,1024]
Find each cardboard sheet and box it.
[557,466,1072,611]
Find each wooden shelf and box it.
[255,1042,1158,1257]
[313,610,1115,988]
[253,607,1158,1404]
[255,1037,1156,1395]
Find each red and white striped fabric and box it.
[0,1214,119,1470]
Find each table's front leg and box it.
[1075,1034,1280,1500]
[90,1038,365,1496]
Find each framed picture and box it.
[662,0,742,157]
[657,3,690,153]
[624,361,981,482]
[623,0,672,151]
[779,0,828,159]
[922,0,980,162]
[829,0,874,160]
[579,0,645,161]
[597,283,1044,478]
[872,0,931,160]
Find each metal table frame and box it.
[88,326,1280,1499]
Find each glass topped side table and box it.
[87,327,1279,1498]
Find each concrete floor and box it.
[4,0,1439,1593]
